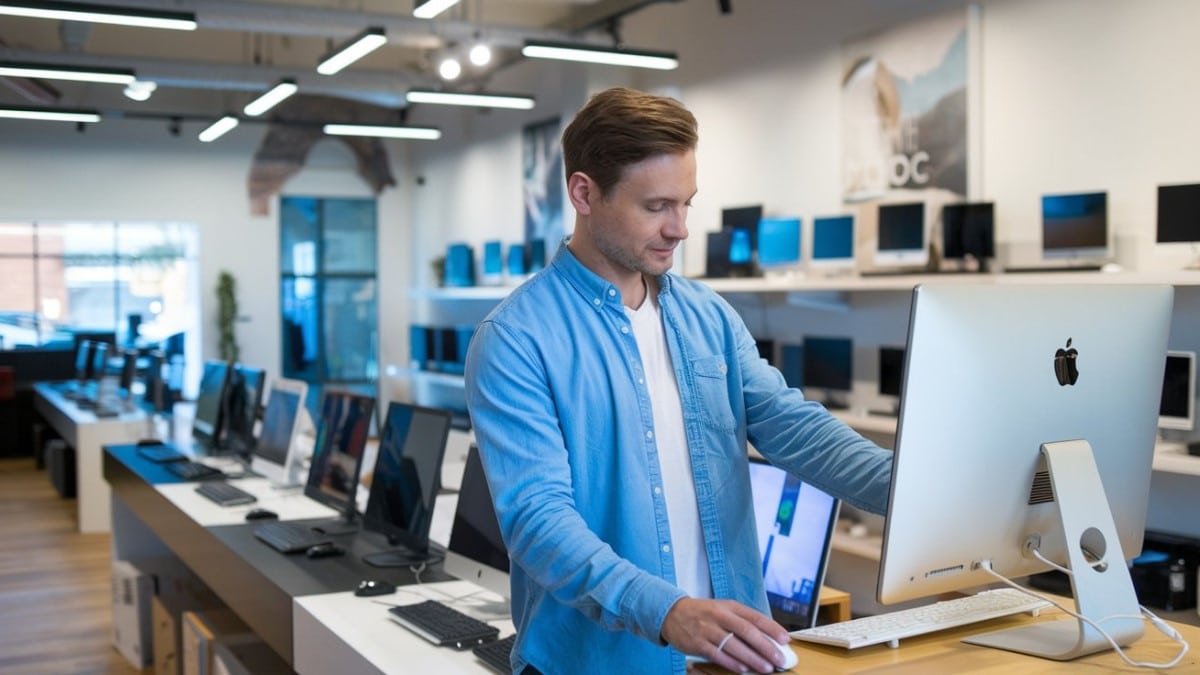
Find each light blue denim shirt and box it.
[464,246,892,674]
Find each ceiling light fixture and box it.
[123,80,156,102]
[468,43,492,67]
[243,79,298,116]
[316,27,387,76]
[406,89,534,110]
[198,115,238,142]
[438,57,462,81]
[324,123,441,140]
[0,61,135,84]
[413,0,459,20]
[0,0,196,30]
[521,40,679,70]
[0,105,99,123]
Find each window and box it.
[280,197,378,403]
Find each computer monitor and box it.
[802,336,852,410]
[941,202,995,269]
[73,340,94,383]
[192,360,232,450]
[779,344,803,390]
[876,202,927,268]
[878,283,1173,660]
[444,443,511,600]
[117,349,137,395]
[1159,351,1196,432]
[250,377,308,485]
[878,346,905,399]
[748,457,839,630]
[809,215,855,271]
[723,204,764,249]
[1156,183,1200,270]
[304,389,375,531]
[89,341,110,380]
[1041,191,1108,261]
[140,350,168,413]
[222,364,265,456]
[757,217,802,274]
[362,402,453,567]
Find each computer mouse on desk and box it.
[244,508,278,521]
[305,543,345,559]
[354,579,396,597]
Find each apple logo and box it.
[1054,338,1079,386]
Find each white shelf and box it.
[408,286,514,301]
[701,269,1200,295]
[1153,443,1200,476]
[831,410,899,435]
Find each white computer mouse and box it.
[766,635,799,672]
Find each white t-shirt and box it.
[626,290,713,600]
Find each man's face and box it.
[585,150,696,278]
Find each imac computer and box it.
[748,457,839,630]
[802,336,853,410]
[1159,351,1196,433]
[444,443,511,604]
[875,203,927,269]
[941,202,995,272]
[757,217,802,278]
[362,401,453,567]
[250,377,308,485]
[809,215,855,274]
[1041,191,1108,264]
[222,365,265,456]
[879,283,1174,660]
[303,389,375,534]
[1156,182,1200,269]
[192,360,232,451]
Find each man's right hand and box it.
[661,597,793,673]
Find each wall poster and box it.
[522,117,565,259]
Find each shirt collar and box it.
[551,241,675,311]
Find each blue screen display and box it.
[757,217,802,267]
[1042,192,1107,251]
[812,216,854,260]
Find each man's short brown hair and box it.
[561,87,698,197]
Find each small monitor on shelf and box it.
[778,344,803,390]
[875,346,905,416]
[192,360,232,451]
[222,364,265,456]
[1159,351,1196,432]
[802,336,853,410]
[1040,191,1108,263]
[722,204,764,251]
[748,457,839,630]
[941,202,995,271]
[362,402,453,567]
[1156,182,1200,269]
[117,349,138,395]
[875,202,927,268]
[303,389,375,534]
[756,217,802,276]
[250,377,308,486]
[444,443,511,604]
[809,215,855,273]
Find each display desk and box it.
[35,382,151,532]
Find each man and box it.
[465,87,892,674]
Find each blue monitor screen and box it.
[729,228,752,264]
[811,216,854,260]
[802,336,852,392]
[1042,192,1107,251]
[482,241,503,276]
[878,203,925,252]
[779,344,803,389]
[757,217,802,267]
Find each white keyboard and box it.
[791,588,1051,650]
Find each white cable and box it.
[977,559,1188,669]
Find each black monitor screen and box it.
[74,340,94,381]
[1161,354,1193,420]
[304,390,375,517]
[1042,192,1107,251]
[193,361,231,447]
[878,203,925,252]
[1157,183,1200,244]
[879,346,906,397]
[256,386,301,467]
[448,445,510,574]
[779,344,803,389]
[141,351,166,412]
[942,203,995,260]
[802,337,852,392]
[722,205,764,251]
[363,402,453,563]
[223,365,265,455]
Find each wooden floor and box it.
[0,458,141,675]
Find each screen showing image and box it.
[192,360,230,445]
[877,203,925,252]
[811,216,854,262]
[802,337,853,392]
[722,204,764,252]
[305,391,375,516]
[1041,191,1107,253]
[1156,183,1200,244]
[942,202,995,260]
[757,217,802,268]
[879,346,906,398]
[363,402,453,557]
[749,458,839,630]
[1159,352,1196,430]
[223,365,265,454]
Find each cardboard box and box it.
[181,609,254,675]
[153,585,222,675]
[111,559,154,669]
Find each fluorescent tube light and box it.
[198,115,239,142]
[243,79,298,117]
[316,27,387,76]
[0,106,99,123]
[521,41,678,70]
[406,90,535,110]
[413,0,459,19]
[0,0,196,30]
[0,61,135,84]
[324,123,441,140]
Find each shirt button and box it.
[719,363,727,374]
[662,545,671,553]
[608,289,616,297]
[638,377,644,384]
[646,430,654,440]
[654,486,662,495]
[621,326,629,334]
[593,298,601,306]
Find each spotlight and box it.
[468,43,492,67]
[123,79,156,101]
[438,56,461,80]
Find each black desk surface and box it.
[103,444,450,666]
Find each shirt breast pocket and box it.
[690,354,737,433]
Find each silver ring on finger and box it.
[716,631,735,653]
